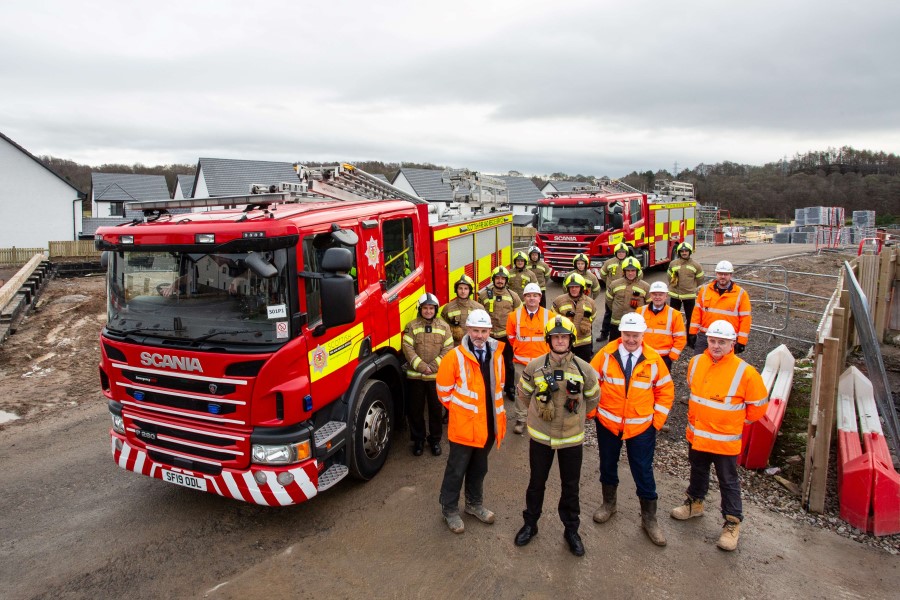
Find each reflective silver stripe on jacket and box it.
[597,407,652,425]
[689,394,745,411]
[515,307,549,342]
[688,423,742,442]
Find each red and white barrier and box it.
[739,344,794,469]
[836,366,900,536]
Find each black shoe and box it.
[430,442,442,456]
[564,530,585,556]
[413,441,424,456]
[515,524,538,547]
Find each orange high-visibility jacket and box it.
[436,337,507,448]
[689,281,752,344]
[637,304,687,361]
[685,350,769,455]
[589,340,675,439]
[506,306,556,365]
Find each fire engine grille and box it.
[125,387,238,416]
[539,236,598,273]
[147,450,224,475]
[121,369,237,396]
[130,417,247,474]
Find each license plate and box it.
[162,469,207,491]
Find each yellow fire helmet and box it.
[621,257,642,274]
[491,265,510,280]
[545,314,576,347]
[676,242,693,254]
[563,272,587,291]
[513,251,529,266]
[455,274,476,293]
[614,242,630,256]
[572,253,590,268]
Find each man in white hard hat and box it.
[506,283,556,434]
[589,312,674,546]
[636,281,686,370]
[688,260,751,354]
[436,309,507,534]
[671,319,768,551]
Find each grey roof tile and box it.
[499,175,543,204]
[198,157,298,197]
[176,174,195,198]
[396,168,453,202]
[92,173,170,201]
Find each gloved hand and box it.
[566,310,576,318]
[734,343,746,354]
[583,308,592,318]
[687,334,697,349]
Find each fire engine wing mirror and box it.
[331,228,358,247]
[245,251,278,278]
[531,213,538,228]
[321,247,353,272]
[100,251,109,269]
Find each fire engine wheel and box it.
[348,379,393,481]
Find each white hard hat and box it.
[706,320,737,340]
[618,312,647,333]
[523,283,542,296]
[649,281,668,294]
[715,260,734,273]
[465,309,493,328]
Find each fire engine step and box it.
[317,464,349,492]
[314,421,347,458]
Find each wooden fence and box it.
[0,241,100,266]
[802,246,900,512]
[0,247,46,267]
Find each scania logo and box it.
[139,352,204,373]
[553,235,577,241]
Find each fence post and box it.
[804,335,841,513]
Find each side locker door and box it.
[378,213,425,351]
[652,208,669,265]
[668,206,684,259]
[475,228,495,290]
[447,234,475,301]
[497,221,512,271]
[684,204,696,248]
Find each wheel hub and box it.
[362,400,389,459]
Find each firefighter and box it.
[478,266,521,401]
[440,274,484,346]
[436,309,507,534]
[508,251,538,300]
[667,242,704,330]
[526,245,551,308]
[688,260,751,354]
[597,242,632,341]
[567,253,601,299]
[506,283,556,435]
[402,293,455,456]
[514,315,600,556]
[605,257,650,341]
[589,312,674,546]
[636,281,686,370]
[551,273,596,363]
[670,320,768,551]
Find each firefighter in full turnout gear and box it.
[526,245,551,308]
[606,257,650,341]
[589,312,674,547]
[670,320,768,551]
[667,242,704,332]
[506,283,556,435]
[551,273,596,363]
[508,251,538,300]
[436,309,507,534]
[402,293,455,456]
[567,253,601,300]
[479,266,521,400]
[597,243,632,341]
[688,260,752,354]
[514,315,600,556]
[636,281,686,370]
[440,275,484,346]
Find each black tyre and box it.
[348,379,393,480]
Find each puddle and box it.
[0,410,21,424]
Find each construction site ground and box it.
[1,243,898,600]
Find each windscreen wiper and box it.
[193,329,265,342]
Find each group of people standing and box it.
[400,243,768,556]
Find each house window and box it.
[110,203,125,217]
[383,218,415,289]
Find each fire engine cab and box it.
[533,178,697,278]
[96,164,512,506]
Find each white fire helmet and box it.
[706,320,737,340]
[649,281,669,294]
[465,309,493,328]
[715,260,734,273]
[618,312,647,333]
[523,283,542,296]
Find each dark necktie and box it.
[624,353,633,386]
[476,349,485,364]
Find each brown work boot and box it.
[640,498,667,546]
[592,484,617,523]
[670,496,704,520]
[717,516,741,551]
[464,504,495,524]
[513,421,526,435]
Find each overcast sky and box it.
[2,0,898,177]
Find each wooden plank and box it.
[802,342,823,507]
[873,247,895,339]
[0,254,44,311]
[806,336,841,513]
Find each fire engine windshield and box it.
[537,204,607,234]
[105,249,291,346]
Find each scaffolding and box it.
[696,203,720,246]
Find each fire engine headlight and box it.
[111,412,125,434]
[251,440,311,465]
[119,235,134,245]
[195,233,215,244]
[590,260,603,268]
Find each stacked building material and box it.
[775,206,853,244]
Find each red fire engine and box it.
[533,178,697,278]
[95,164,512,506]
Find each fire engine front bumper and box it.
[110,432,320,506]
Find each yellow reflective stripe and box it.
[446,309,461,317]
[412,327,426,334]
[411,357,422,369]
[583,383,599,396]
[402,334,415,345]
[565,373,584,383]
[520,381,535,392]
[443,338,454,347]
[688,423,741,441]
[435,355,443,366]
[527,426,585,447]
[433,328,447,335]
